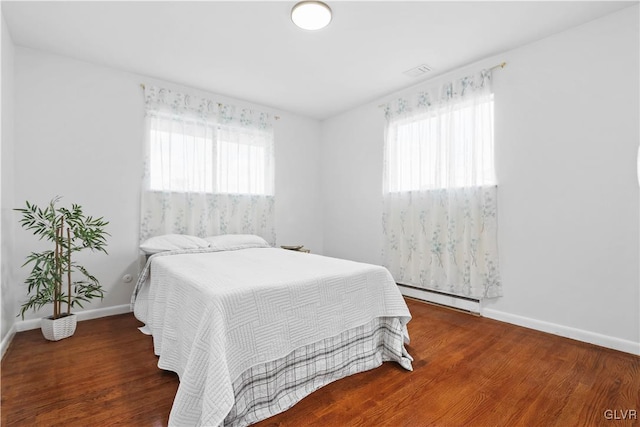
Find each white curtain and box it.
[382,70,502,299]
[141,85,276,245]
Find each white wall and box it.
[1,12,17,344]
[9,47,323,322]
[486,5,639,352]
[320,106,385,264]
[275,114,323,251]
[320,6,639,352]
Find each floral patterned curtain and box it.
[140,85,276,245]
[382,70,502,299]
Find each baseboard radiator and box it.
[397,283,480,314]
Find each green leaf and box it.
[15,197,109,318]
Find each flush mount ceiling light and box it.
[291,1,332,31]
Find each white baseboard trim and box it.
[482,308,640,356]
[1,324,17,360]
[12,304,132,334]
[2,304,132,359]
[398,284,480,314]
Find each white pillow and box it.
[204,234,271,251]
[140,234,210,254]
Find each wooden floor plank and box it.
[2,298,638,426]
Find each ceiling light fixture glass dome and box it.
[291,1,332,31]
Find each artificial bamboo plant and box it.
[16,197,109,319]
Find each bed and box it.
[132,234,413,426]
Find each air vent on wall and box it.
[403,64,432,78]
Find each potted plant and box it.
[15,197,109,341]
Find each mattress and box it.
[132,246,412,426]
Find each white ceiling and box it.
[2,1,636,120]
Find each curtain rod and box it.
[139,83,280,120]
[377,61,507,108]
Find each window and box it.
[141,84,277,245]
[385,95,495,192]
[149,124,215,193]
[148,115,274,195]
[215,125,273,195]
[382,76,501,299]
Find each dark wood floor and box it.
[2,298,638,426]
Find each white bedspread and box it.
[133,247,412,426]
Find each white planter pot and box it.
[41,313,77,341]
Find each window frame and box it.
[385,94,496,193]
[147,114,274,196]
